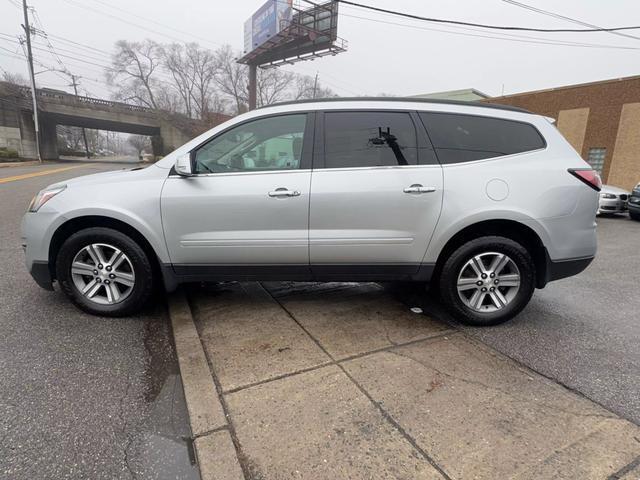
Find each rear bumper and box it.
[29,260,54,291]
[540,252,594,287]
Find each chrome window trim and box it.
[168,168,312,179]
[437,147,548,168]
[311,164,442,174]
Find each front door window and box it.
[194,114,307,174]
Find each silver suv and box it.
[21,98,601,325]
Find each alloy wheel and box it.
[456,251,521,313]
[70,243,135,305]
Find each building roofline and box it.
[409,88,491,99]
[491,74,640,100]
[260,97,531,114]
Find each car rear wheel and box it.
[439,236,535,326]
[56,227,154,316]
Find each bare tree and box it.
[1,71,28,86]
[213,45,249,114]
[292,74,336,100]
[106,40,334,117]
[127,134,151,158]
[257,68,297,106]
[107,40,163,109]
[162,43,196,117]
[185,43,219,118]
[57,125,84,151]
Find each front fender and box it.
[33,172,170,265]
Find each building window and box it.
[587,148,606,174]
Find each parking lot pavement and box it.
[391,215,640,426]
[0,162,197,480]
[183,280,640,480]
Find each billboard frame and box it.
[238,1,347,109]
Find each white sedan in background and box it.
[597,184,630,215]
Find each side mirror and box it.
[175,153,193,176]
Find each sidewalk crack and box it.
[388,349,617,420]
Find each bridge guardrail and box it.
[18,86,154,114]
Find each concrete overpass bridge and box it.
[0,82,227,160]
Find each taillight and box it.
[568,168,602,192]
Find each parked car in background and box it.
[629,182,640,221]
[22,98,601,326]
[597,185,629,215]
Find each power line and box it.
[502,0,640,42]
[46,33,113,57]
[335,0,640,33]
[31,38,113,64]
[0,35,183,89]
[30,8,71,74]
[60,0,218,47]
[0,45,24,60]
[0,36,114,70]
[335,3,637,50]
[86,0,223,49]
[339,12,640,51]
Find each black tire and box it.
[630,210,640,221]
[56,227,154,317]
[439,236,535,326]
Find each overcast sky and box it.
[1,0,639,100]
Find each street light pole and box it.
[21,0,41,162]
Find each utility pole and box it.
[312,72,319,99]
[21,0,41,162]
[68,74,90,158]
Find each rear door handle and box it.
[268,188,300,198]
[403,184,436,194]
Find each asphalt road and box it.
[395,215,640,426]
[0,162,198,480]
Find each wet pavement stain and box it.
[125,294,200,480]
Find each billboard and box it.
[239,1,345,67]
[244,0,293,54]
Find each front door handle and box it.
[403,184,436,194]
[268,187,300,198]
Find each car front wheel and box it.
[439,236,535,326]
[56,227,154,316]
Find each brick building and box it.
[486,75,640,191]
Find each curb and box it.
[168,289,245,480]
[0,160,39,168]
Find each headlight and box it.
[28,185,66,212]
[600,193,616,199]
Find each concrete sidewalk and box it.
[173,282,640,480]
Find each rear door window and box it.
[324,111,418,168]
[419,112,545,164]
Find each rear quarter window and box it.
[419,112,545,164]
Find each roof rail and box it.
[260,96,532,114]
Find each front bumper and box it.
[22,211,58,291]
[598,197,628,214]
